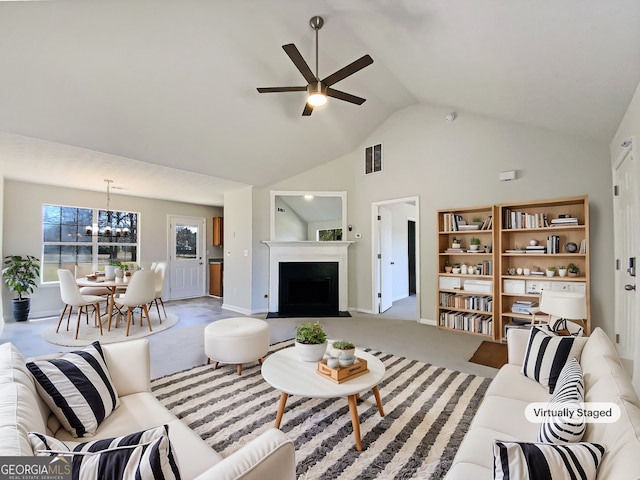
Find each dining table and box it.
[75,278,129,330]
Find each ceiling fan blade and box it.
[322,55,373,87]
[257,86,307,93]
[326,87,366,105]
[302,103,314,116]
[282,43,317,84]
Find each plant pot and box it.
[104,265,117,280]
[12,298,30,322]
[444,266,452,273]
[558,269,567,277]
[545,270,555,277]
[295,341,327,362]
[568,272,579,277]
[452,268,461,274]
[336,348,356,358]
[470,245,479,251]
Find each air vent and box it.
[365,144,382,175]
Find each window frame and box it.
[42,203,140,284]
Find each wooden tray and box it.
[317,357,369,384]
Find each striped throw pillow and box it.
[494,441,605,480]
[26,341,119,437]
[29,425,181,480]
[538,358,586,443]
[521,326,587,393]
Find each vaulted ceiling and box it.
[1,0,639,205]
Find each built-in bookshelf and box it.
[498,195,590,339]
[437,205,499,339]
[437,196,590,343]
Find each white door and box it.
[613,142,640,392]
[378,206,393,313]
[169,216,206,299]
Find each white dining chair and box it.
[56,269,105,339]
[112,270,156,336]
[152,262,168,322]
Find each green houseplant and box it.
[330,341,356,358]
[295,321,328,362]
[469,237,481,251]
[567,263,580,277]
[2,255,40,322]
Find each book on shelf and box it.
[550,217,578,225]
[525,246,547,253]
[580,239,587,254]
[505,249,526,253]
[546,235,561,254]
[502,208,549,229]
[458,224,480,231]
[511,301,538,314]
[445,248,465,253]
[480,215,493,230]
[443,213,466,232]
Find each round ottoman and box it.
[204,317,270,375]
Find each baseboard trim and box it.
[419,318,437,326]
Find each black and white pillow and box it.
[26,341,119,437]
[493,440,605,480]
[521,326,587,393]
[537,358,586,443]
[29,425,181,480]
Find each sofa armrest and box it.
[102,339,151,396]
[507,328,531,367]
[193,428,295,480]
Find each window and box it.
[365,143,382,175]
[42,204,139,283]
[317,228,343,241]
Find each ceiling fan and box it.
[257,16,374,116]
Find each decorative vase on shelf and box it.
[460,264,468,275]
[545,269,555,277]
[558,268,567,277]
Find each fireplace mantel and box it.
[263,241,353,313]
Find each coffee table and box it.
[261,347,385,451]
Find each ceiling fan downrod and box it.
[310,16,324,80]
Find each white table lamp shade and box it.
[539,290,587,320]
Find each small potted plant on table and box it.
[295,321,328,362]
[2,255,40,322]
[469,237,481,251]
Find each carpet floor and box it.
[151,343,491,479]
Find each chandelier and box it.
[85,179,130,238]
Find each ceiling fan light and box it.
[307,93,327,107]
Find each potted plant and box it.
[558,265,567,277]
[568,263,580,277]
[472,216,483,226]
[331,341,356,358]
[545,266,556,277]
[444,261,452,273]
[2,255,40,322]
[295,321,327,362]
[470,237,481,251]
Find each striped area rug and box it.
[151,342,491,479]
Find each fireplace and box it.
[264,241,352,316]
[279,262,338,315]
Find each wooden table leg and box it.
[372,385,385,417]
[107,288,115,331]
[275,392,289,428]
[348,394,363,451]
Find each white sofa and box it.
[0,339,296,480]
[446,327,640,479]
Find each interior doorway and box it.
[371,197,420,321]
[168,215,207,300]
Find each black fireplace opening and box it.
[278,262,339,316]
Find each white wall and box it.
[253,103,614,333]
[1,180,221,319]
[222,186,254,314]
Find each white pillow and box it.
[494,440,605,480]
[26,341,119,437]
[521,326,587,393]
[29,425,181,480]
[537,358,585,443]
